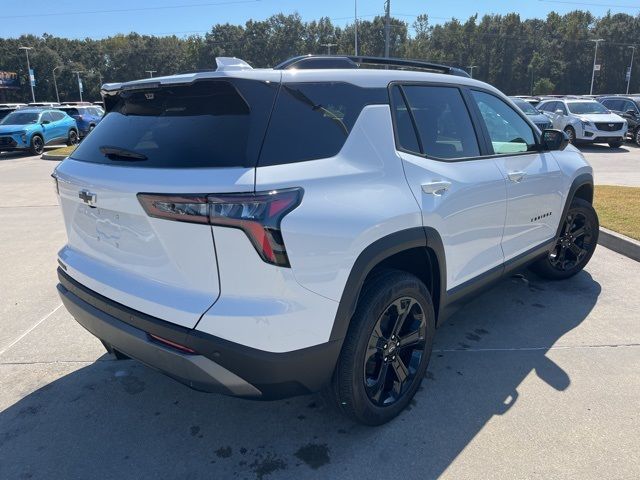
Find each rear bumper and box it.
[57,268,341,399]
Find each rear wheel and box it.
[564,126,576,144]
[66,129,78,146]
[30,135,44,155]
[328,270,435,425]
[530,198,598,280]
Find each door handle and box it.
[507,171,526,183]
[422,181,451,195]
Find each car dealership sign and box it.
[0,71,20,89]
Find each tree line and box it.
[2,10,640,103]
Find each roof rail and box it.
[273,55,471,77]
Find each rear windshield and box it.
[61,108,80,116]
[70,79,277,168]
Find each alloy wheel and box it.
[33,137,44,154]
[363,296,427,407]
[549,211,594,271]
[564,127,575,144]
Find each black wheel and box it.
[89,124,95,132]
[30,135,44,155]
[66,129,78,146]
[564,126,576,144]
[635,127,640,146]
[328,270,435,425]
[608,140,623,148]
[530,198,599,280]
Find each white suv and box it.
[537,97,627,148]
[54,56,598,425]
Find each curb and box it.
[40,153,68,160]
[598,227,640,262]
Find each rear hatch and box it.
[55,75,279,328]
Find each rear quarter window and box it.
[70,79,278,168]
[258,82,387,166]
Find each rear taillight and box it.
[137,188,303,267]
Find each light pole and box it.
[19,46,35,103]
[145,70,157,78]
[53,65,63,103]
[320,43,337,55]
[384,0,391,58]
[627,45,636,95]
[467,65,478,79]
[590,39,604,96]
[354,0,358,56]
[73,71,85,102]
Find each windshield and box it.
[567,102,609,114]
[512,98,539,115]
[0,111,40,125]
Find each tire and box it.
[66,129,78,146]
[635,127,640,146]
[564,126,576,144]
[530,198,599,280]
[608,140,623,148]
[30,135,44,155]
[327,270,435,425]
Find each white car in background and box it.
[537,98,627,148]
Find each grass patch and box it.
[45,145,77,158]
[594,185,640,241]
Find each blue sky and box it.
[2,0,639,39]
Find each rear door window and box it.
[258,82,387,166]
[70,79,278,168]
[396,84,480,160]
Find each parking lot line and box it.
[0,303,62,357]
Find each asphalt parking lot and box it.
[1,148,639,480]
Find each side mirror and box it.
[542,129,569,152]
[41,120,50,125]
[554,109,565,116]
[626,109,637,117]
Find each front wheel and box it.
[564,126,576,144]
[530,198,599,280]
[327,270,435,425]
[608,140,623,148]
[634,127,640,146]
[30,135,44,155]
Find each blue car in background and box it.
[509,97,553,131]
[0,108,78,155]
[59,106,103,138]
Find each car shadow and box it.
[577,143,631,153]
[0,270,601,479]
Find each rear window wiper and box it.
[99,145,148,161]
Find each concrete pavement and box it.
[0,152,638,480]
[580,143,640,186]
